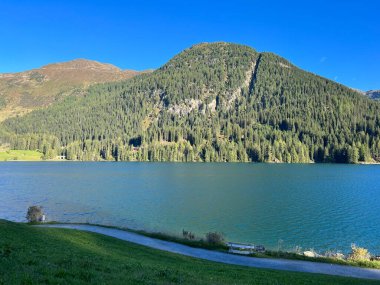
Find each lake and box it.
[1,162,379,254]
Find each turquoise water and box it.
[1,162,379,253]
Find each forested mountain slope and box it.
[0,59,139,121]
[1,42,379,163]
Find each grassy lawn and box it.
[68,222,380,270]
[0,150,42,161]
[0,220,378,284]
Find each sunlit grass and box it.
[0,220,378,284]
[0,150,43,161]
[65,222,380,270]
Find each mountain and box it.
[366,90,380,100]
[0,59,140,121]
[1,42,380,163]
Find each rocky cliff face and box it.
[366,90,380,100]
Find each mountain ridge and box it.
[0,59,142,121]
[1,42,379,163]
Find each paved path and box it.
[37,224,380,281]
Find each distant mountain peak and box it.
[0,59,141,121]
[366,90,380,100]
[40,59,124,73]
[2,42,380,164]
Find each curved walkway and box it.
[37,224,380,281]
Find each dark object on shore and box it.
[182,229,195,240]
[255,245,266,253]
[227,242,266,255]
[26,206,45,223]
[205,232,224,245]
[371,256,380,261]
[227,242,255,255]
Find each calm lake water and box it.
[1,162,379,253]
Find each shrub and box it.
[26,206,44,223]
[348,244,370,261]
[182,230,195,240]
[205,232,224,245]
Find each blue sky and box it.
[0,0,379,90]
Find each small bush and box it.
[26,206,44,223]
[348,244,370,261]
[205,232,224,245]
[182,230,195,240]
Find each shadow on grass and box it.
[1,220,379,285]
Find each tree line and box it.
[1,43,379,163]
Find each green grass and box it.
[0,150,42,161]
[58,222,380,270]
[0,220,378,284]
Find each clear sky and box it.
[0,0,378,91]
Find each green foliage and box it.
[26,206,44,223]
[205,232,225,245]
[0,149,43,161]
[29,71,45,83]
[1,43,380,163]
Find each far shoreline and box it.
[1,159,380,165]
